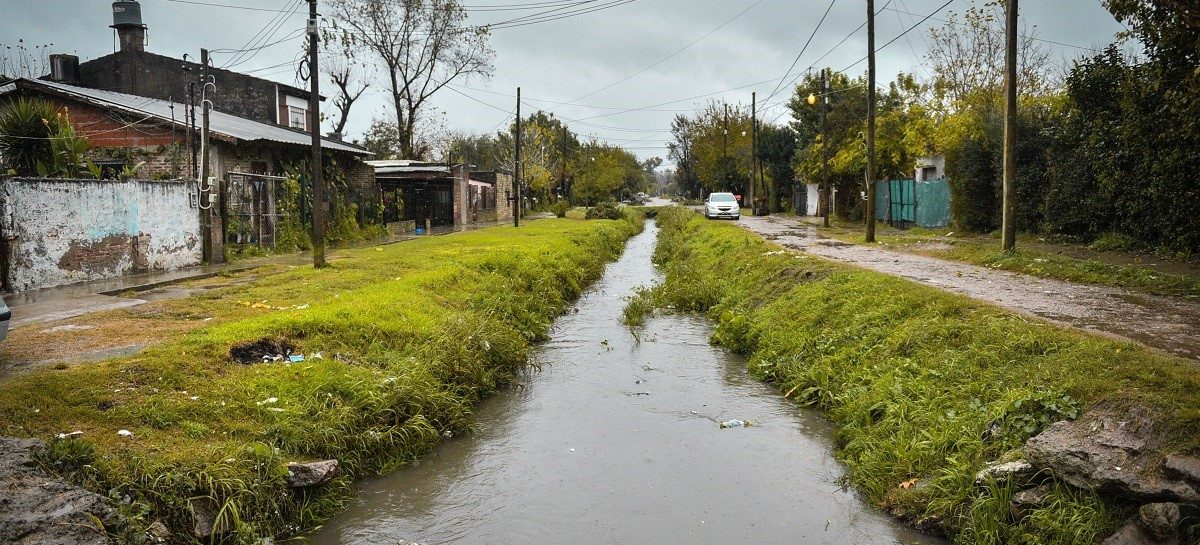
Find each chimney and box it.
[111,0,147,53]
[48,54,80,83]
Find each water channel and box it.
[306,221,941,545]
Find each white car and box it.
[0,299,9,341]
[704,192,740,220]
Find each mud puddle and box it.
[304,221,941,545]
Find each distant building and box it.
[915,155,946,182]
[370,161,512,229]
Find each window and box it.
[288,106,307,131]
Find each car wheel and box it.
[734,215,740,221]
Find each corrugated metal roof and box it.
[1,78,368,155]
[372,161,456,176]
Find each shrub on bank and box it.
[631,207,1200,544]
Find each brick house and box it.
[0,77,374,262]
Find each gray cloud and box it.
[2,0,1124,162]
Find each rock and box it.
[1009,483,1055,519]
[1163,454,1200,485]
[0,437,116,545]
[285,459,340,487]
[145,520,171,543]
[189,497,227,540]
[1025,406,1200,503]
[1102,521,1178,545]
[1137,503,1181,541]
[975,460,1035,485]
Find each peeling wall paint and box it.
[1,178,201,292]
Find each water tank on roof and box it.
[112,0,145,29]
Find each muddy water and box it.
[306,222,940,545]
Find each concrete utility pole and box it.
[820,68,831,228]
[199,48,215,263]
[865,0,878,243]
[750,92,756,215]
[1001,0,1018,252]
[308,0,327,268]
[514,87,521,228]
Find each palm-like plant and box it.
[0,97,60,176]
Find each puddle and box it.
[303,221,941,545]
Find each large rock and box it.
[1025,407,1200,503]
[285,459,340,488]
[0,437,116,545]
[1138,503,1181,541]
[1009,483,1055,519]
[1102,521,1178,545]
[1163,454,1200,485]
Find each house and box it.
[370,161,513,230]
[50,0,318,130]
[0,77,373,273]
[915,155,946,182]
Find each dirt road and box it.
[739,215,1200,361]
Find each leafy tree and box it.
[575,142,640,204]
[756,124,796,210]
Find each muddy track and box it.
[739,216,1200,362]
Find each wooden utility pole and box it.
[308,0,327,268]
[750,92,756,215]
[514,87,521,227]
[1001,0,1018,252]
[865,0,878,243]
[820,68,831,228]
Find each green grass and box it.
[819,223,1200,298]
[630,207,1200,544]
[1,214,643,543]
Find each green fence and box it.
[875,178,950,228]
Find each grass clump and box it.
[633,207,1200,544]
[0,215,643,543]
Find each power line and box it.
[564,0,768,104]
[762,0,837,106]
[883,6,1103,52]
[840,0,956,72]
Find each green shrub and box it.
[551,200,571,218]
[585,201,623,220]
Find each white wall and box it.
[805,183,820,216]
[1,178,202,292]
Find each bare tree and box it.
[926,6,1051,109]
[326,0,494,158]
[321,22,369,138]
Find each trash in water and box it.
[719,420,751,429]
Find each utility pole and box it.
[820,68,831,228]
[1001,0,1018,252]
[307,0,327,268]
[514,87,521,227]
[750,92,756,215]
[199,48,215,264]
[865,0,878,243]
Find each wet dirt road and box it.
[741,215,1200,361]
[305,222,940,545]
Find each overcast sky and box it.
[2,0,1126,163]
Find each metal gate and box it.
[225,171,288,250]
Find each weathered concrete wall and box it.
[1,178,201,292]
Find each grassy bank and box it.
[816,221,1200,298]
[0,214,642,543]
[631,208,1200,544]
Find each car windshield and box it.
[709,194,736,203]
